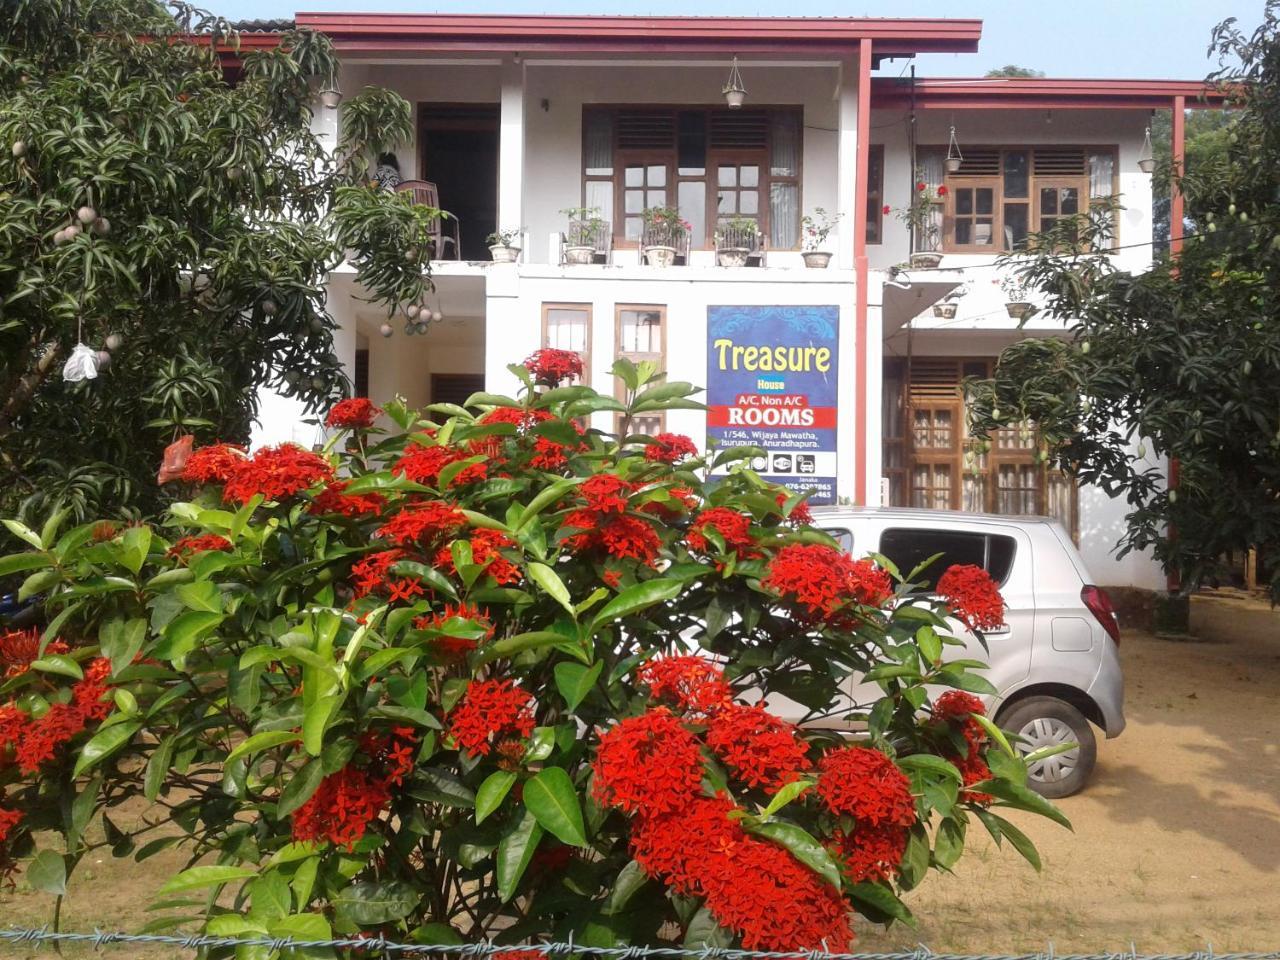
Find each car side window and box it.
[822,528,854,553]
[878,527,1017,590]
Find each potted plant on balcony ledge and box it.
[999,273,1038,320]
[714,216,759,267]
[561,207,608,265]
[640,206,689,268]
[892,175,945,269]
[485,227,523,263]
[800,207,841,268]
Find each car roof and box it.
[811,505,1056,528]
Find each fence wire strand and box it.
[0,928,1277,960]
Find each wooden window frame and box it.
[583,106,803,251]
[866,144,885,245]
[614,304,667,435]
[541,302,593,387]
[925,146,1118,255]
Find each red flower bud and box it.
[937,185,949,197]
[916,181,927,191]
[882,204,891,215]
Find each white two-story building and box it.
[246,12,1224,591]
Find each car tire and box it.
[996,696,1097,799]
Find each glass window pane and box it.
[1089,152,1115,199]
[1061,188,1079,215]
[620,310,662,353]
[770,112,800,177]
[740,191,758,215]
[585,181,612,224]
[769,182,798,248]
[546,308,589,352]
[718,193,737,214]
[1003,203,1028,250]
[678,112,707,172]
[976,188,994,215]
[956,219,972,245]
[625,166,643,187]
[678,181,707,247]
[584,112,613,176]
[646,190,666,208]
[624,190,643,214]
[718,166,737,187]
[648,165,666,188]
[740,165,759,188]
[1040,187,1058,215]
[1004,151,1029,198]
[974,220,994,245]
[878,528,995,591]
[956,188,973,215]
[624,217,642,241]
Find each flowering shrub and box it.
[0,359,1067,946]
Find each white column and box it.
[834,53,859,271]
[498,57,526,239]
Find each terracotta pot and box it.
[717,247,750,267]
[489,244,520,263]
[801,251,832,269]
[645,245,677,268]
[564,245,595,265]
[1005,301,1036,320]
[933,303,958,319]
[910,252,943,269]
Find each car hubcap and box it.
[1015,717,1080,784]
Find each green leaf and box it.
[475,770,517,825]
[27,850,67,896]
[100,617,148,676]
[19,568,60,601]
[745,820,842,890]
[514,476,581,533]
[759,778,813,819]
[303,694,341,756]
[917,625,943,664]
[158,865,258,896]
[145,736,175,802]
[332,880,421,926]
[0,552,52,577]
[897,753,963,783]
[970,712,1016,758]
[496,805,543,901]
[554,661,602,712]
[605,859,649,915]
[3,519,43,549]
[73,720,141,776]
[527,562,575,618]
[226,730,301,764]
[976,809,1042,871]
[277,759,325,819]
[936,668,999,696]
[30,653,83,680]
[158,610,224,660]
[897,828,931,891]
[934,817,966,869]
[268,913,332,941]
[683,905,733,948]
[589,578,683,630]
[483,630,569,662]
[978,778,1073,829]
[846,881,914,924]
[120,525,153,574]
[523,767,588,847]
[176,580,222,614]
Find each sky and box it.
[205,0,1258,80]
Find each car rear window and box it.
[878,527,1016,589]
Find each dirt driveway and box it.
[3,595,1278,954]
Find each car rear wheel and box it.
[997,696,1097,799]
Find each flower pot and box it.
[910,252,943,269]
[717,247,750,268]
[564,245,595,265]
[801,251,832,269]
[645,245,677,268]
[1005,301,1036,320]
[933,303,958,319]
[725,90,746,109]
[945,157,962,174]
[489,244,520,263]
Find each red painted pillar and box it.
[853,37,872,505]
[1167,95,1185,592]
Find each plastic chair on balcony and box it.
[394,180,461,261]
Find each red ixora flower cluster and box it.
[325,397,381,430]
[166,534,233,561]
[350,549,424,602]
[0,658,114,774]
[433,528,522,586]
[705,703,811,792]
[530,421,589,471]
[376,501,467,547]
[562,475,662,566]
[644,433,699,464]
[933,690,994,804]
[394,442,487,488]
[817,746,917,883]
[762,544,892,623]
[523,348,583,386]
[0,628,69,679]
[447,679,535,758]
[937,564,1005,631]
[292,727,417,849]
[414,602,495,662]
[775,491,814,527]
[220,444,335,505]
[686,507,759,560]
[595,667,852,950]
[635,655,731,715]
[309,480,386,518]
[179,443,246,485]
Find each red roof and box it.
[871,77,1234,110]
[294,13,982,56]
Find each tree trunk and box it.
[0,339,63,438]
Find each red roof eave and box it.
[294,13,982,55]
[871,77,1235,110]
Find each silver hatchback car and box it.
[810,506,1125,798]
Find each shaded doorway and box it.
[419,105,499,261]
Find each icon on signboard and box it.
[796,454,816,475]
[772,453,793,473]
[750,454,769,472]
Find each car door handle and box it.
[983,624,1012,636]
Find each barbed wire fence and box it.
[1,928,1278,960]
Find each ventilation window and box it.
[1033,148,1087,176]
[616,111,676,150]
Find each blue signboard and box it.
[706,305,840,504]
